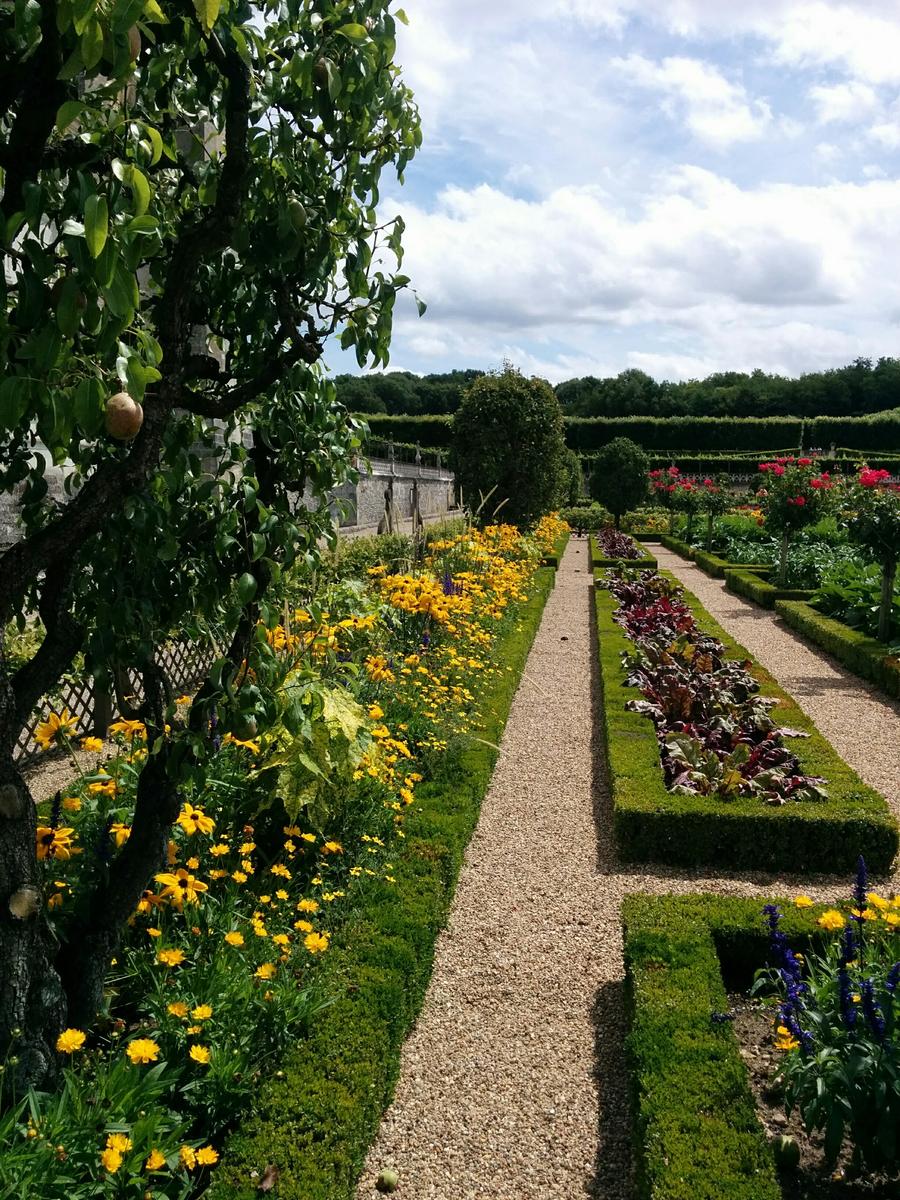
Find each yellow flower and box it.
[180,1145,197,1170]
[80,736,104,753]
[210,843,230,857]
[322,841,343,855]
[368,703,384,720]
[189,1044,211,1065]
[147,927,162,938]
[88,779,118,798]
[817,909,846,931]
[154,868,208,909]
[34,708,78,751]
[100,1147,123,1173]
[304,931,330,955]
[270,863,291,878]
[232,870,248,884]
[106,1132,133,1153]
[191,1004,213,1020]
[61,795,82,812]
[126,1038,160,1064]
[793,895,814,908]
[177,803,215,837]
[168,1002,189,1018]
[196,1145,219,1166]
[272,933,290,948]
[254,962,276,980]
[157,948,186,967]
[224,931,244,947]
[36,826,79,861]
[297,898,319,913]
[300,832,316,844]
[56,1028,86,1054]
[109,823,131,848]
[867,892,890,910]
[146,1148,167,1170]
[294,919,313,933]
[108,718,146,740]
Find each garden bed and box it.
[541,530,571,567]
[775,601,900,701]
[590,533,658,571]
[594,573,898,872]
[623,894,900,1200]
[208,567,557,1200]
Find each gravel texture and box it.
[357,541,900,1200]
[652,543,900,813]
[23,741,116,802]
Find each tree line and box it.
[337,357,900,419]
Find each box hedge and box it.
[775,600,900,700]
[724,568,814,609]
[207,566,557,1200]
[590,534,658,571]
[594,576,898,872]
[623,893,825,1200]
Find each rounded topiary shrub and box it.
[589,437,649,527]
[451,365,568,526]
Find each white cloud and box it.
[810,81,879,124]
[386,171,900,379]
[612,55,773,149]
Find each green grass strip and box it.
[776,600,900,700]
[207,565,558,1199]
[595,571,898,872]
[623,893,823,1200]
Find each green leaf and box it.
[414,294,427,317]
[0,377,29,431]
[74,376,104,436]
[236,572,257,604]
[84,194,108,259]
[250,532,266,561]
[144,125,163,165]
[129,166,151,217]
[192,0,220,35]
[80,17,104,71]
[55,276,83,338]
[336,22,368,41]
[55,100,85,135]
[395,7,409,24]
[142,0,168,21]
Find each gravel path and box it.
[652,543,900,814]
[357,541,900,1200]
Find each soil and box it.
[732,996,900,1198]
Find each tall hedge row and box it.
[361,413,900,456]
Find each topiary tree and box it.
[698,476,731,550]
[451,365,568,526]
[0,0,419,1088]
[848,468,900,642]
[757,457,835,585]
[589,437,648,528]
[562,449,584,506]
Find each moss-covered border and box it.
[594,571,897,872]
[725,568,814,609]
[623,892,822,1200]
[207,567,557,1199]
[775,600,900,700]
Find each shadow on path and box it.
[588,980,634,1200]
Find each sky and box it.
[330,0,900,384]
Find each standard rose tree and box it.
[847,468,900,643]
[757,457,835,586]
[0,0,419,1087]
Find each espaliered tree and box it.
[848,468,900,643]
[0,0,420,1089]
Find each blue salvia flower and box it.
[209,703,221,754]
[861,978,886,1041]
[839,925,856,968]
[421,631,431,649]
[851,854,868,919]
[839,965,858,1030]
[764,905,804,986]
[886,963,900,995]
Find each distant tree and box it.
[589,438,648,527]
[452,366,568,526]
[562,449,584,505]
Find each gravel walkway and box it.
[652,543,900,814]
[357,541,900,1200]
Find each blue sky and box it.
[330,0,900,383]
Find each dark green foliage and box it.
[337,370,482,415]
[725,569,813,609]
[776,601,900,700]
[562,448,584,504]
[207,569,556,1200]
[559,504,612,532]
[594,576,898,871]
[589,438,649,527]
[451,367,568,526]
[658,534,696,559]
[623,894,824,1200]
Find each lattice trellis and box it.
[15,639,219,767]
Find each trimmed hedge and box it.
[623,893,824,1200]
[658,533,695,559]
[594,574,898,871]
[360,414,900,457]
[725,568,813,609]
[589,534,657,571]
[208,567,557,1199]
[541,531,571,568]
[776,600,900,700]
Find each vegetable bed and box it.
[590,533,658,571]
[623,893,822,1200]
[594,572,897,872]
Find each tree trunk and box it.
[614,511,621,530]
[705,512,714,551]
[0,753,66,1092]
[778,529,790,588]
[878,559,897,645]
